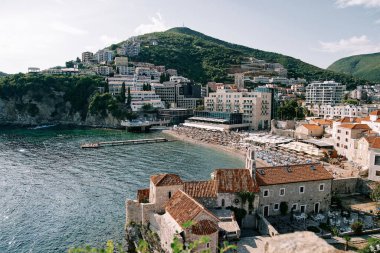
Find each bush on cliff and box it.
[0,73,106,120]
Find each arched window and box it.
[168,191,172,199]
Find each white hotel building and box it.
[204,87,272,130]
[305,81,346,105]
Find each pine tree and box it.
[126,87,132,108]
[104,79,109,93]
[119,82,126,103]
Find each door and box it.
[314,202,320,213]
[300,205,306,213]
[263,205,269,217]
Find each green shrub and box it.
[307,226,320,233]
[351,221,363,235]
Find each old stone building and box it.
[256,164,333,216]
[125,149,260,252]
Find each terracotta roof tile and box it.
[151,174,183,186]
[137,188,149,203]
[214,169,259,193]
[183,180,217,198]
[301,124,323,131]
[339,124,371,130]
[337,117,355,123]
[165,190,219,228]
[370,110,380,116]
[370,137,380,149]
[256,164,333,186]
[311,119,333,126]
[191,219,218,235]
[361,116,371,121]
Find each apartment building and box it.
[154,81,202,109]
[309,104,379,119]
[95,66,113,76]
[81,51,94,63]
[204,87,272,130]
[94,49,113,63]
[305,81,346,105]
[334,123,371,161]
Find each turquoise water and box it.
[0,126,243,253]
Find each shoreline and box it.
[162,129,246,162]
[162,129,269,168]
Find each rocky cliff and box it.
[0,74,123,128]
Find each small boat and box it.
[29,124,57,130]
[80,143,100,149]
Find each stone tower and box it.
[245,147,256,180]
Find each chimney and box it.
[246,148,256,180]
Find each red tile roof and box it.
[311,119,333,126]
[165,190,219,228]
[337,117,356,123]
[301,124,323,131]
[339,124,371,130]
[368,137,380,149]
[214,169,259,193]
[256,164,333,186]
[183,180,217,198]
[151,174,183,186]
[370,110,380,116]
[137,188,149,203]
[191,219,218,235]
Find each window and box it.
[319,184,325,191]
[168,191,172,199]
[337,143,340,147]
[273,203,280,211]
[299,186,305,194]
[221,199,225,207]
[338,130,341,133]
[263,189,269,197]
[279,188,285,196]
[206,243,210,248]
[376,171,380,176]
[346,131,349,135]
[291,203,298,211]
[375,155,380,166]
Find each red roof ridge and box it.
[151,173,183,186]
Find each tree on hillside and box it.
[119,82,126,103]
[76,57,81,63]
[104,79,109,93]
[65,61,74,68]
[278,99,305,120]
[126,87,132,108]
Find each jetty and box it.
[80,137,169,149]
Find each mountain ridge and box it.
[327,52,380,83]
[113,27,371,89]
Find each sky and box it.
[1,0,380,74]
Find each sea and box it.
[0,126,243,253]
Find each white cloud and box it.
[318,35,380,54]
[134,12,168,35]
[50,22,87,35]
[335,0,380,8]
[99,35,120,46]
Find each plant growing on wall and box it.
[237,191,255,210]
[280,202,288,215]
[351,221,363,235]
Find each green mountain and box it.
[0,71,7,77]
[327,53,380,83]
[120,27,370,89]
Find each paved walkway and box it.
[236,235,270,253]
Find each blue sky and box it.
[1,0,380,73]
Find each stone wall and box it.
[331,177,360,195]
[125,200,142,225]
[332,177,374,196]
[257,214,279,237]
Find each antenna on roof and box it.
[286,166,292,173]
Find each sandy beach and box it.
[163,129,269,167]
